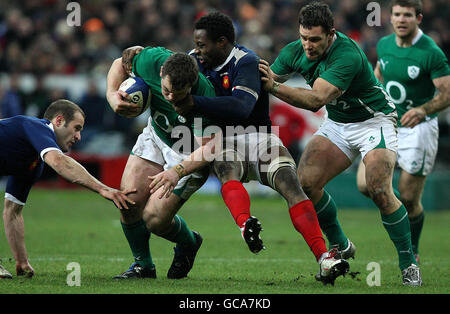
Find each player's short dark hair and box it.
[391,0,423,16]
[43,99,85,124]
[298,1,334,35]
[162,53,199,90]
[194,11,236,44]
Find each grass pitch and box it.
[0,189,449,295]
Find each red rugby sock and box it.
[221,180,251,229]
[289,200,327,261]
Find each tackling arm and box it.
[148,133,222,198]
[43,150,136,209]
[259,59,341,112]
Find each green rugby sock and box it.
[161,215,196,252]
[409,211,424,255]
[314,190,348,250]
[121,220,154,269]
[381,205,417,270]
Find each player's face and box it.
[391,5,422,39]
[55,111,84,152]
[160,75,191,104]
[193,29,227,70]
[299,25,335,60]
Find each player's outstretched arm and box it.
[43,150,136,209]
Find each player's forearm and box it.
[106,58,128,101]
[3,202,28,264]
[46,153,107,194]
[176,136,219,177]
[421,89,449,115]
[270,83,325,112]
[192,92,256,120]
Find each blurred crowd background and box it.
[0,0,449,167]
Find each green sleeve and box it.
[270,41,300,76]
[132,47,166,83]
[428,47,450,80]
[319,50,361,92]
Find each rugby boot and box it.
[242,216,265,254]
[167,231,203,279]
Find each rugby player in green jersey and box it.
[106,47,217,280]
[115,41,350,285]
[259,1,423,286]
[357,0,450,266]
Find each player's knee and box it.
[269,163,307,206]
[213,160,243,183]
[367,184,392,211]
[399,194,420,214]
[298,174,317,198]
[144,212,170,234]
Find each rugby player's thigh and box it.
[298,134,352,188]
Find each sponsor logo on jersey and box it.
[379,58,389,70]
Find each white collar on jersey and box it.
[214,47,238,72]
[412,28,423,45]
[47,121,55,132]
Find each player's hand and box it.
[258,59,275,92]
[400,107,426,128]
[107,90,141,118]
[122,46,144,75]
[172,95,195,116]
[148,169,180,199]
[99,187,137,210]
[16,261,34,278]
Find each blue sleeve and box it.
[193,56,261,120]
[23,120,60,158]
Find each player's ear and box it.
[328,28,336,38]
[160,66,163,78]
[54,114,65,127]
[217,36,228,48]
[416,13,423,25]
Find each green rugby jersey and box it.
[132,46,216,149]
[271,32,396,123]
[377,30,450,124]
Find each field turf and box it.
[0,189,449,296]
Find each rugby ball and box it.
[118,77,151,118]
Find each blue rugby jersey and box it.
[190,45,272,133]
[0,116,61,203]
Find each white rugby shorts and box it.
[218,132,288,183]
[397,117,439,176]
[315,112,398,162]
[132,123,208,200]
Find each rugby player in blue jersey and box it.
[0,99,135,278]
